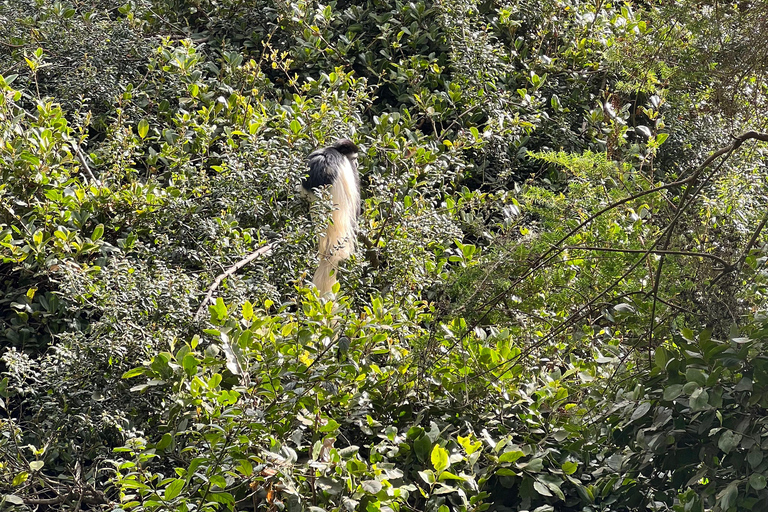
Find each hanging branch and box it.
[72,141,100,186]
[438,131,768,381]
[645,130,768,362]
[194,244,274,321]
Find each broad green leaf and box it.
[138,119,149,138]
[498,450,525,463]
[91,224,104,241]
[182,354,198,377]
[438,471,464,481]
[533,480,552,496]
[418,470,435,484]
[717,481,738,510]
[414,434,432,463]
[750,474,767,490]
[156,433,173,451]
[685,368,707,386]
[3,495,24,505]
[320,419,340,432]
[361,480,382,494]
[521,457,544,472]
[718,430,742,453]
[663,384,684,401]
[630,402,651,422]
[561,461,578,475]
[458,435,482,455]
[242,301,254,321]
[207,492,234,505]
[690,388,709,411]
[122,367,146,379]
[29,460,43,471]
[431,445,449,473]
[164,479,185,500]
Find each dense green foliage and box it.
[2,0,768,511]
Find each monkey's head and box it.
[332,139,359,171]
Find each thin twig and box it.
[71,141,100,185]
[566,245,731,268]
[735,210,768,270]
[445,131,768,379]
[194,244,273,321]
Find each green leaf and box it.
[521,458,544,472]
[438,471,464,481]
[630,402,651,422]
[207,492,234,505]
[290,119,301,135]
[29,460,44,471]
[138,119,149,139]
[418,470,436,484]
[210,475,227,489]
[3,495,24,505]
[689,388,709,411]
[533,480,552,497]
[498,450,525,463]
[156,433,173,451]
[431,445,449,473]
[457,435,482,455]
[748,448,763,468]
[11,472,29,486]
[122,367,146,379]
[750,474,767,490]
[718,430,742,454]
[182,354,199,377]
[717,481,738,510]
[361,480,382,494]
[320,419,340,432]
[663,384,684,401]
[561,461,578,475]
[655,133,669,145]
[242,301,254,321]
[91,224,104,241]
[685,368,707,386]
[414,434,432,463]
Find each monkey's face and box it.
[348,153,359,172]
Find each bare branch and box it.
[71,141,100,186]
[566,245,731,268]
[194,244,274,321]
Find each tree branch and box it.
[194,244,273,321]
[566,245,731,268]
[71,141,100,186]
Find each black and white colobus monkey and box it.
[301,138,361,295]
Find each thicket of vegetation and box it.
[2,0,768,510]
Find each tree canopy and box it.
[2,0,768,511]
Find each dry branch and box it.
[194,244,273,321]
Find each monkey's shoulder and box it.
[303,147,345,190]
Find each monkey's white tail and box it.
[313,259,338,296]
[313,157,359,295]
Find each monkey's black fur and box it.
[302,139,361,217]
[301,138,361,294]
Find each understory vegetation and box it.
[2,0,768,510]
